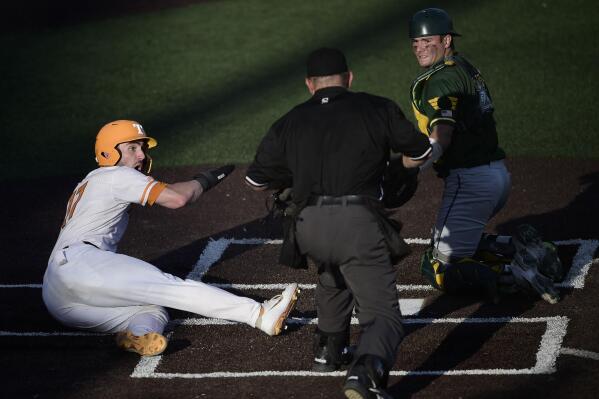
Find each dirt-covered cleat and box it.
[115,331,167,356]
[255,283,300,336]
[510,224,560,304]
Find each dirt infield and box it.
[2,158,599,398]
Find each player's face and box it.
[411,35,447,68]
[117,141,146,171]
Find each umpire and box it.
[245,48,431,398]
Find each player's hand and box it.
[194,164,235,192]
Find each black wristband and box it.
[195,174,212,191]
[193,164,235,192]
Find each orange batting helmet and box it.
[94,120,157,173]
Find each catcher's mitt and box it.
[382,157,419,209]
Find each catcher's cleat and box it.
[255,283,300,336]
[539,241,564,282]
[510,224,560,304]
[115,331,167,356]
[343,354,392,399]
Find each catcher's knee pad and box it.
[420,248,501,294]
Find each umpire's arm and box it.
[246,125,292,191]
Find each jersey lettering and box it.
[61,181,88,228]
[474,75,493,113]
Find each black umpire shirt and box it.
[246,86,431,204]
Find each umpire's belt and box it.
[307,195,371,206]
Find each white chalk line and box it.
[130,316,569,378]
[186,238,231,281]
[555,239,599,289]
[3,238,595,289]
[1,316,576,377]
[0,282,434,291]
[560,347,599,361]
[171,315,562,326]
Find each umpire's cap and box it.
[306,47,349,77]
[409,8,461,38]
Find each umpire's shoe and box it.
[343,354,392,399]
[312,328,353,372]
[255,283,300,336]
[510,224,560,304]
[115,331,167,356]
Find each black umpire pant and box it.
[295,202,404,369]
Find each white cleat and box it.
[255,283,300,336]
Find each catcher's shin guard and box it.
[420,248,502,301]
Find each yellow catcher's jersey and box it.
[50,166,166,259]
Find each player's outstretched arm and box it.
[156,164,235,209]
[155,181,202,209]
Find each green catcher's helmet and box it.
[409,8,461,38]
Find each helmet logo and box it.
[132,123,145,136]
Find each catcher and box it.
[42,120,299,356]
[406,8,563,303]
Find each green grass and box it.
[1,0,598,180]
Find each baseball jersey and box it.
[410,54,505,176]
[50,166,167,259]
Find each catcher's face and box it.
[411,35,450,68]
[117,141,146,171]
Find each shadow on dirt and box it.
[497,171,599,240]
[390,293,536,398]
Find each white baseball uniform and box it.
[42,166,261,336]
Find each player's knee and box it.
[140,305,170,325]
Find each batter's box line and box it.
[191,237,597,290]
[2,239,596,290]
[131,316,568,378]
